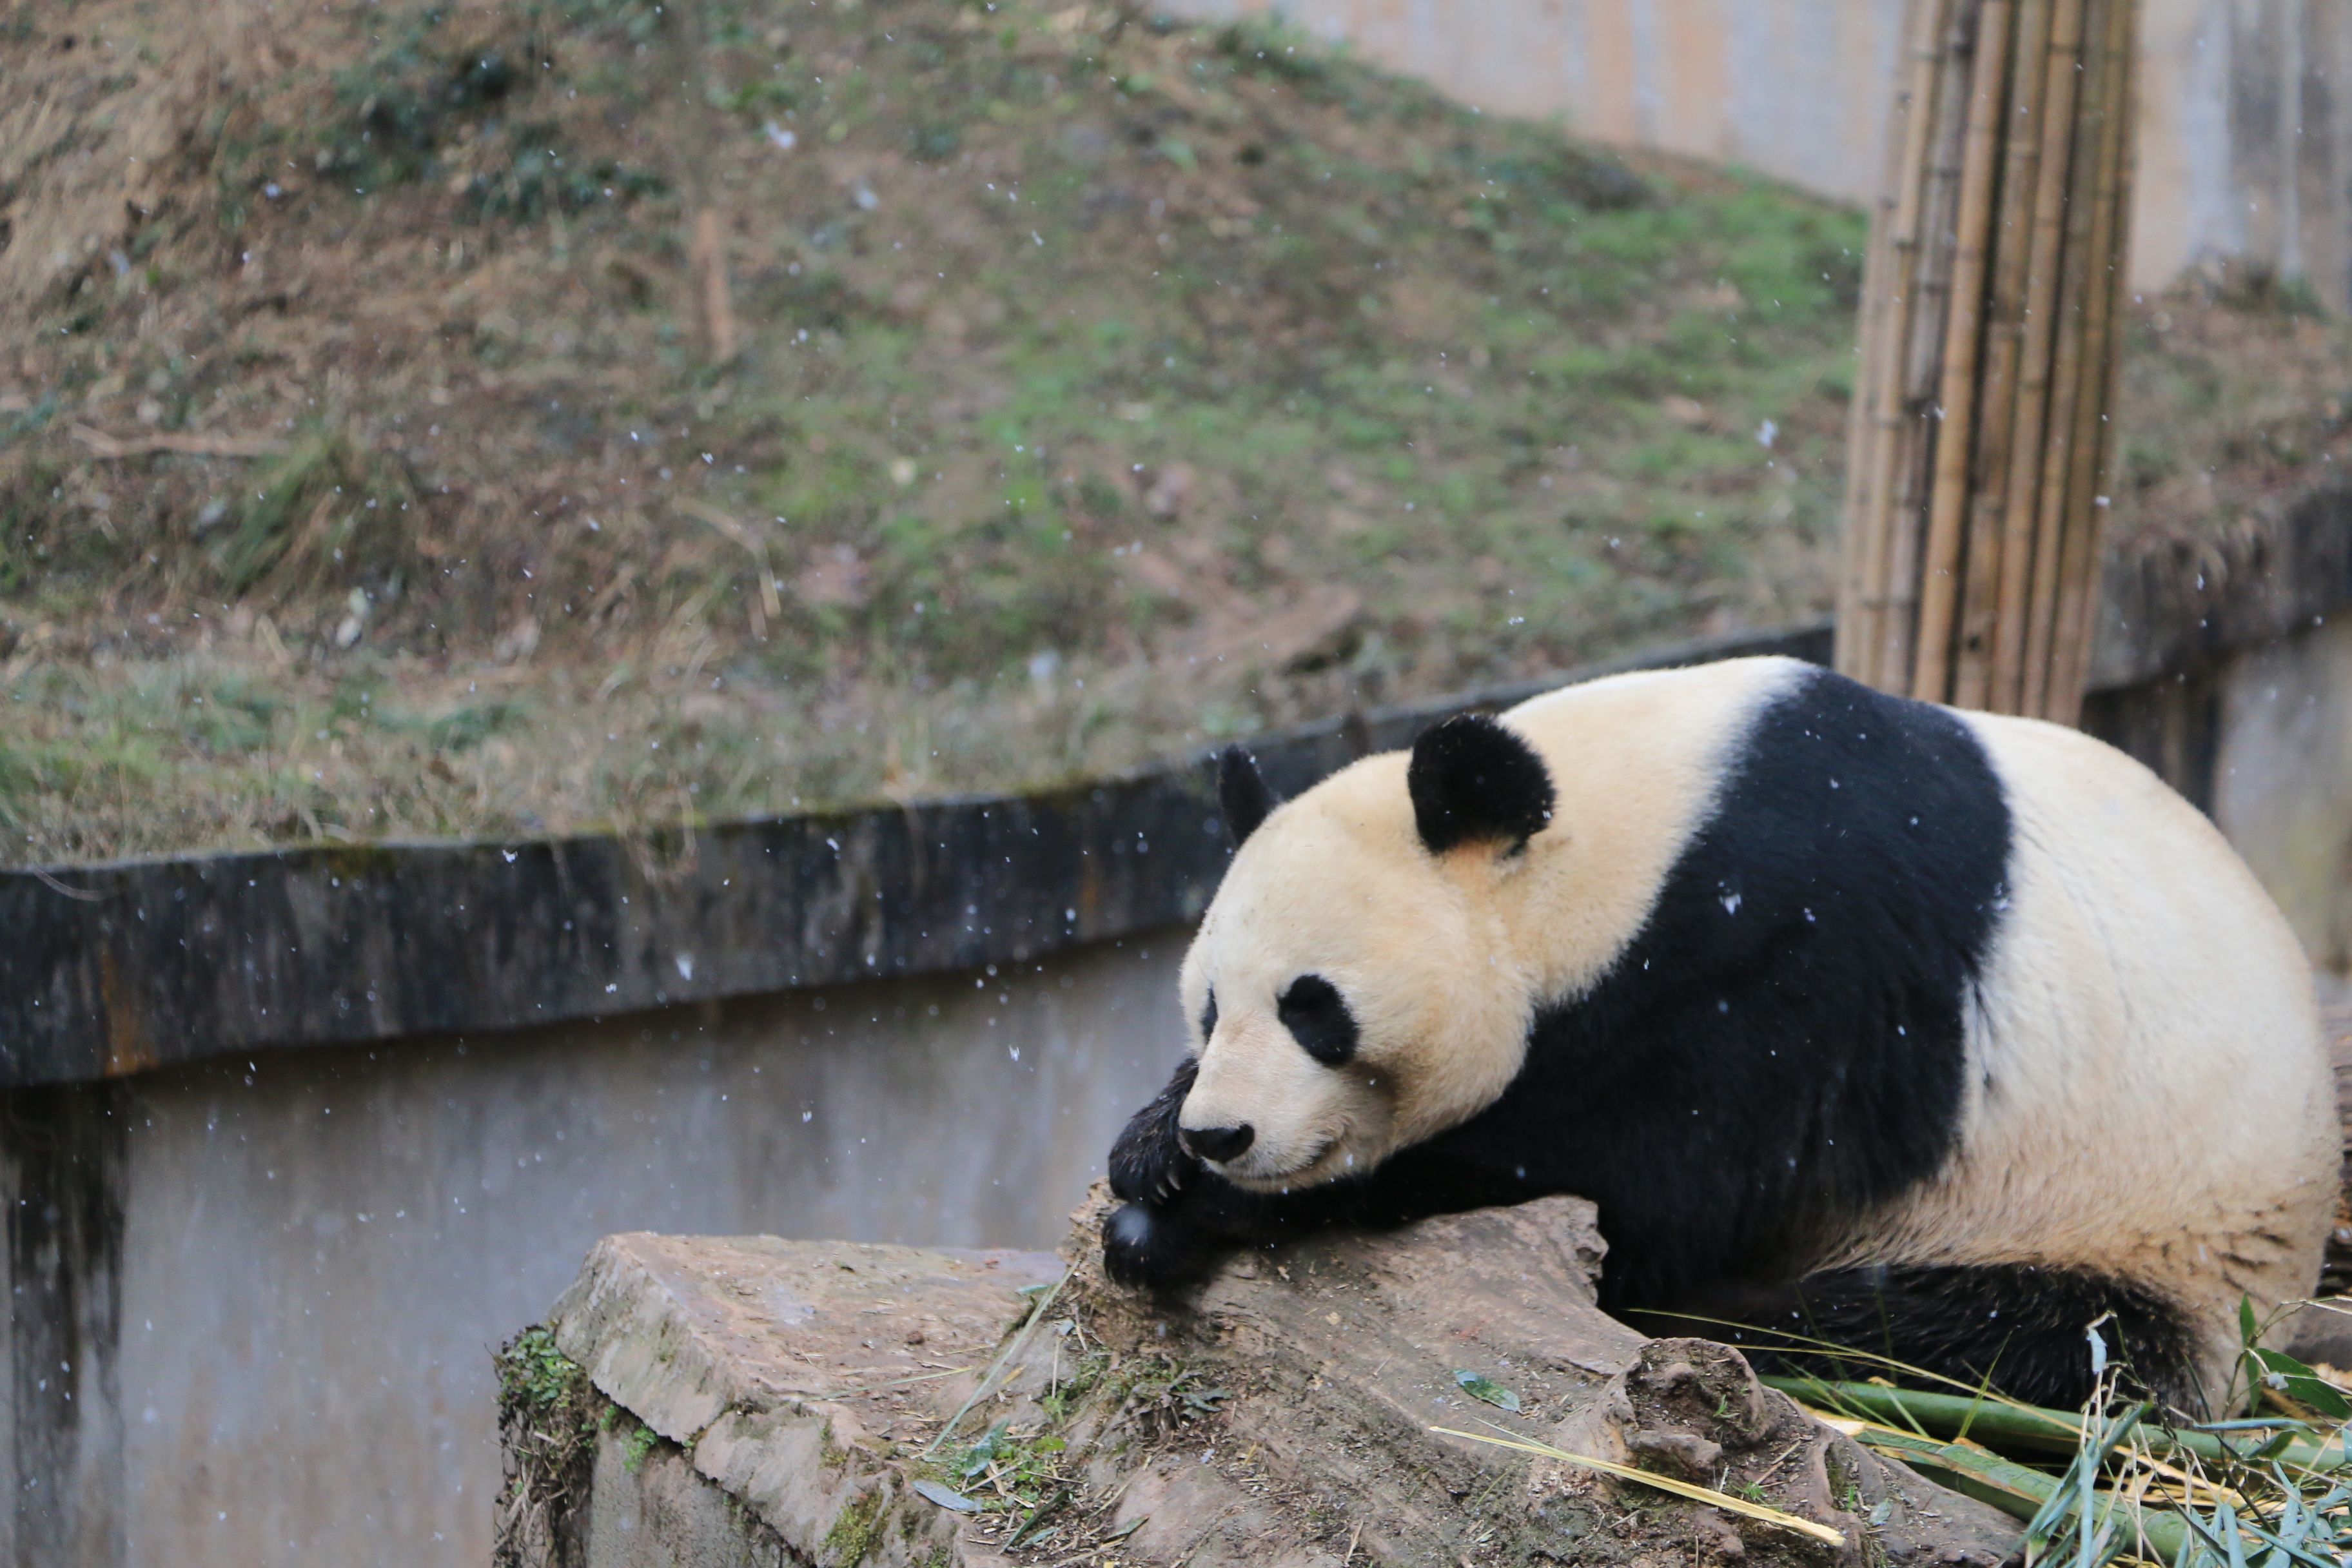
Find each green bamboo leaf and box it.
[1453,1369,1521,1413]
[2247,1348,2352,1423]
[912,1478,981,1513]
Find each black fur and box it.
[1101,669,2176,1400]
[1675,1264,2200,1411]
[1107,1056,1199,1208]
[1219,746,1277,847]
[1407,713,1556,854]
[1277,974,1358,1065]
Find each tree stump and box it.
[504,1191,2022,1567]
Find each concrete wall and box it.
[2214,615,2352,1006]
[1163,0,2352,309]
[5,934,1187,1568]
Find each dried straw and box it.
[1430,1426,1847,1547]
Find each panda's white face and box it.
[1175,754,1541,1191]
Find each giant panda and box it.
[1101,656,2336,1412]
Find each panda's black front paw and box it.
[1101,1202,1220,1289]
[1108,1059,1201,1206]
[1109,1123,1197,1206]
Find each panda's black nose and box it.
[1181,1123,1254,1162]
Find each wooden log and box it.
[2314,1004,2352,1300]
[514,1201,2028,1567]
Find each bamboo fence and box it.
[1834,0,2140,723]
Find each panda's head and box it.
[1175,714,1557,1191]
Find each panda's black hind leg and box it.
[1696,1264,2201,1412]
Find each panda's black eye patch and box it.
[1199,988,1218,1043]
[1277,974,1358,1066]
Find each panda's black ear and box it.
[1408,713,1555,855]
[1217,745,1279,848]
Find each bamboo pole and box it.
[1838,0,2135,718]
[2017,0,2113,716]
[1911,0,2014,701]
[1986,0,2087,714]
[672,0,739,365]
[2043,0,2139,723]
[1877,3,1985,688]
[1951,0,2053,710]
[1839,0,1962,689]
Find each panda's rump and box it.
[1847,712,2335,1396]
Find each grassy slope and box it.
[0,0,1900,864]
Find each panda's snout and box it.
[1181,1123,1255,1162]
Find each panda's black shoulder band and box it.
[1407,713,1556,855]
[1217,745,1278,848]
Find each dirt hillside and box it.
[0,0,2341,867]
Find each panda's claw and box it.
[1108,1057,1202,1205]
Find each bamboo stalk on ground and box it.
[672,0,739,364]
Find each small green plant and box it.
[492,1326,603,1568]
[620,1418,659,1473]
[819,1484,888,1565]
[212,431,417,600]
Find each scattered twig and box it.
[1431,1426,1846,1547]
[924,1277,1066,1456]
[678,500,782,629]
[26,867,106,902]
[71,423,288,459]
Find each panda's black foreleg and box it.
[1102,1058,1369,1289]
[1102,1173,1369,1290]
[1700,1263,2201,1412]
[1108,1057,1201,1208]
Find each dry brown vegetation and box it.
[0,0,1872,863]
[0,0,2338,867]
